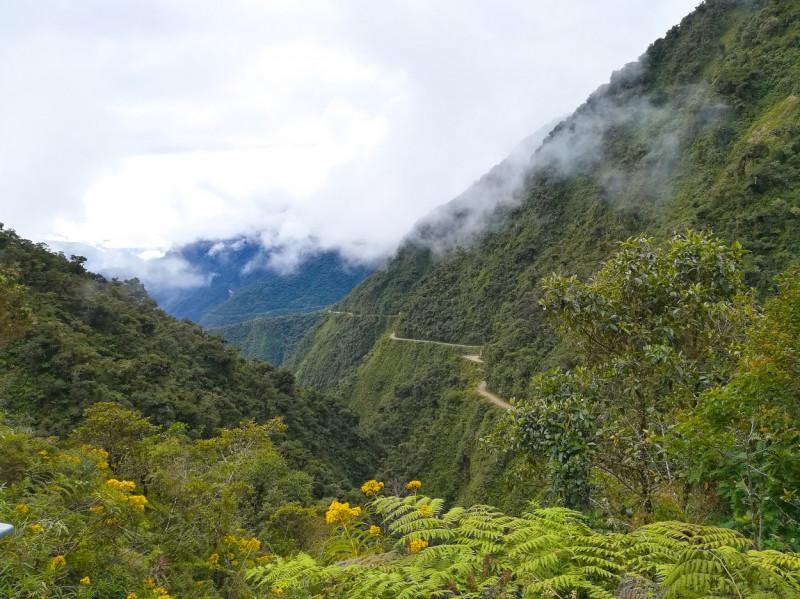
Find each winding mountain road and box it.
[389,332,483,349]
[388,333,514,411]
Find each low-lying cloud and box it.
[1,0,702,289]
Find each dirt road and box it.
[388,333,514,410]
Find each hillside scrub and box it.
[0,405,319,599]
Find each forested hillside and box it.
[207,311,326,367]
[0,225,374,494]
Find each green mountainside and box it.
[207,311,326,367]
[287,0,800,509]
[0,225,374,495]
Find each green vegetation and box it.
[5,0,800,595]
[344,334,532,511]
[287,312,394,394]
[207,312,325,367]
[0,225,373,494]
[283,0,800,515]
[250,489,800,598]
[0,404,319,598]
[508,233,752,515]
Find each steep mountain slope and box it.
[286,0,800,506]
[207,311,326,366]
[0,225,375,493]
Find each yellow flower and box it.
[235,536,261,551]
[80,576,91,585]
[231,560,239,566]
[153,587,168,595]
[247,537,261,551]
[409,539,428,554]
[405,480,422,490]
[144,577,156,588]
[126,594,138,599]
[369,525,381,535]
[89,505,104,514]
[419,504,434,518]
[228,552,236,560]
[360,479,385,496]
[272,588,283,595]
[206,553,220,566]
[30,523,43,533]
[157,595,173,599]
[106,478,136,492]
[15,504,29,514]
[325,500,362,525]
[256,554,274,563]
[38,450,48,456]
[50,555,66,569]
[97,460,110,470]
[127,495,148,510]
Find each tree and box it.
[0,265,34,346]
[507,232,753,519]
[675,265,800,549]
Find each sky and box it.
[0,0,701,288]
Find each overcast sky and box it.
[0,0,701,286]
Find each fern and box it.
[248,496,800,598]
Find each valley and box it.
[3,0,800,596]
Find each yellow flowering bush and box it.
[419,504,434,518]
[59,453,81,464]
[106,478,137,492]
[0,407,304,599]
[127,495,148,511]
[369,525,381,536]
[360,479,384,497]
[325,501,362,525]
[409,539,428,554]
[405,480,422,490]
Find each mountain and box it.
[148,238,374,325]
[5,1,800,593]
[0,225,376,494]
[285,0,800,510]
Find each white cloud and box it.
[0,0,701,287]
